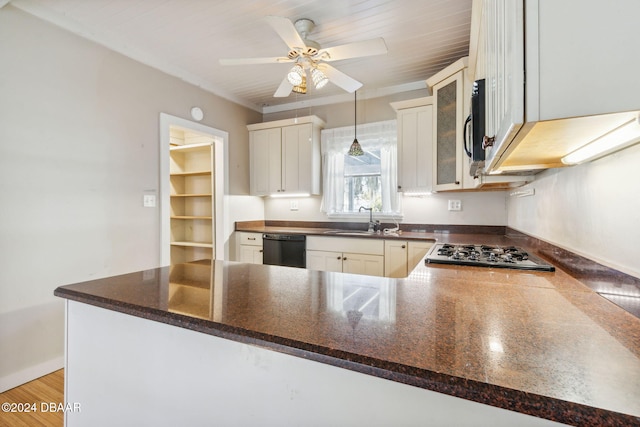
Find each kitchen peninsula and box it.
[54,230,640,426]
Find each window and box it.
[321,120,399,216]
[343,149,382,212]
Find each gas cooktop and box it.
[425,243,555,272]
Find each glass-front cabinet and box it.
[431,66,465,191]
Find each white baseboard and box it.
[0,356,64,393]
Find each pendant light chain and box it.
[348,90,364,156]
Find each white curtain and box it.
[321,120,398,214]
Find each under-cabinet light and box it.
[561,114,640,165]
[269,192,310,198]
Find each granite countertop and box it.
[235,220,504,242]
[54,232,640,426]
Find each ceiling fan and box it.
[219,16,388,97]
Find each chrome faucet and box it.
[359,206,375,233]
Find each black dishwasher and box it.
[262,234,306,268]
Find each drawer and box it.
[238,232,263,246]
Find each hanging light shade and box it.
[287,63,304,86]
[311,67,329,89]
[348,91,364,156]
[292,74,307,94]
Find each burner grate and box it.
[426,243,555,272]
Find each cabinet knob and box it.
[455,181,460,185]
[402,245,406,249]
[343,257,347,261]
[482,135,496,149]
[337,256,342,260]
[259,250,263,253]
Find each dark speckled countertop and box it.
[55,230,640,426]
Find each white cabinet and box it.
[307,251,384,277]
[407,241,433,271]
[307,236,433,278]
[306,250,344,273]
[390,97,434,194]
[249,128,282,195]
[426,57,532,190]
[384,240,408,278]
[237,232,263,264]
[475,0,640,173]
[306,237,385,277]
[248,116,324,196]
[384,240,434,278]
[427,58,471,192]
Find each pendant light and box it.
[348,91,364,156]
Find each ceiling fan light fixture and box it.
[287,63,304,86]
[292,74,307,94]
[311,67,328,89]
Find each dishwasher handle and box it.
[263,234,306,242]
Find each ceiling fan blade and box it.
[219,57,291,65]
[318,64,362,93]
[318,38,388,62]
[274,77,293,97]
[265,16,306,51]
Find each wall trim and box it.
[0,356,64,393]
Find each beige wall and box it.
[0,5,260,389]
[508,142,640,279]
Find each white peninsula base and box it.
[63,300,566,426]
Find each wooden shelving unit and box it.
[169,140,214,264]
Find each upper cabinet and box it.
[390,97,434,194]
[470,0,640,173]
[426,58,531,191]
[429,60,468,192]
[248,116,325,196]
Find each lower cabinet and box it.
[306,250,384,277]
[236,232,263,264]
[384,240,433,278]
[306,237,385,277]
[307,236,433,278]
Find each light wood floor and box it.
[0,370,64,427]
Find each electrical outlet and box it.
[448,200,462,211]
[290,200,299,211]
[143,194,156,208]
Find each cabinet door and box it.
[384,241,408,278]
[343,253,384,277]
[250,128,282,195]
[282,123,312,194]
[306,250,343,273]
[398,106,433,193]
[432,70,464,191]
[407,241,433,271]
[483,0,524,168]
[239,245,263,264]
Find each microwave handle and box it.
[463,114,472,158]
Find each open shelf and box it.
[169,136,214,264]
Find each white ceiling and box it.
[9,0,473,113]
